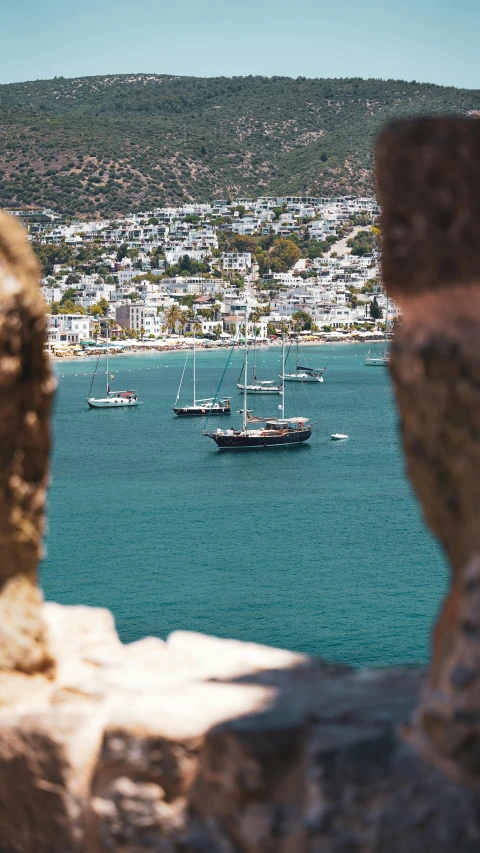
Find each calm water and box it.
[41,343,447,668]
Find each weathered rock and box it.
[0,212,54,674]
[377,117,480,784]
[1,605,479,852]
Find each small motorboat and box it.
[331,433,348,441]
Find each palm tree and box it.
[139,326,145,341]
[179,315,187,337]
[165,304,183,334]
[93,323,100,342]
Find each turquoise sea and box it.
[41,343,447,668]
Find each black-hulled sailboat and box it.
[204,309,311,449]
[173,331,230,417]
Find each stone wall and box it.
[3,118,480,851]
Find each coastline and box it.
[47,335,388,361]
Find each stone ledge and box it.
[2,602,479,852]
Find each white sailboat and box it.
[237,330,282,394]
[173,330,230,416]
[87,327,140,408]
[281,337,324,382]
[365,296,390,367]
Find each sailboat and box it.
[87,327,139,408]
[237,330,282,394]
[173,331,230,417]
[281,337,324,382]
[365,295,390,366]
[204,309,311,449]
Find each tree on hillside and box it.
[180,294,196,308]
[370,297,383,320]
[292,311,313,331]
[348,229,377,257]
[230,234,257,254]
[65,273,81,285]
[256,237,301,275]
[60,287,78,304]
[58,300,86,315]
[88,298,109,316]
[268,238,301,273]
[32,242,73,276]
[116,243,128,262]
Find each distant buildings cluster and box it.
[6,195,399,352]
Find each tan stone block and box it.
[167,630,309,680]
[0,705,105,852]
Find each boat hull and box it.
[87,398,139,408]
[364,358,389,366]
[281,374,323,383]
[237,384,282,394]
[173,406,230,416]
[205,428,311,449]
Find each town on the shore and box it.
[8,195,399,355]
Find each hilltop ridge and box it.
[1,73,479,216]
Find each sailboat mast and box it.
[193,327,196,406]
[384,294,389,358]
[243,305,248,431]
[281,333,285,420]
[106,323,109,394]
[296,335,300,369]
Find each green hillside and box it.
[0,74,479,216]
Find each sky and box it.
[1,0,479,89]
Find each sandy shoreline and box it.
[47,336,387,362]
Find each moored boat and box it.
[207,417,311,449]
[237,333,282,394]
[87,328,140,409]
[204,310,311,450]
[173,330,230,417]
[237,380,282,394]
[281,337,324,382]
[365,296,390,366]
[88,390,139,408]
[173,398,230,417]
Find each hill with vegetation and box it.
[1,74,479,216]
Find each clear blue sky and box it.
[1,0,479,88]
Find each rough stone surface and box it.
[0,604,479,852]
[378,118,480,784]
[377,116,480,297]
[0,212,54,674]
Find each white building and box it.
[45,313,90,346]
[117,270,137,287]
[222,253,252,275]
